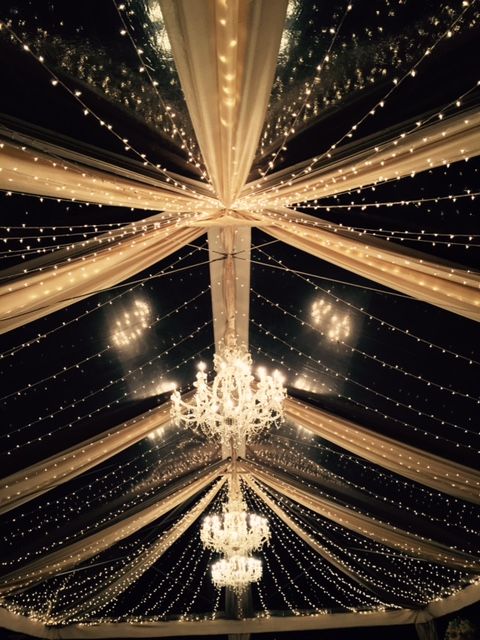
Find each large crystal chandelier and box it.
[171,342,285,447]
[211,555,262,593]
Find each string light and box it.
[1,25,218,204]
[250,344,480,454]
[1,329,214,452]
[0,242,209,359]
[253,290,478,402]
[254,246,480,366]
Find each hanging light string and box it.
[0,137,211,222]
[261,208,480,251]
[123,490,228,620]
[0,216,184,259]
[0,24,216,203]
[247,463,478,560]
[47,492,221,624]
[251,447,478,554]
[175,550,213,623]
[257,5,480,170]
[266,484,473,600]
[6,442,216,572]
[0,241,208,358]
[249,254,414,299]
[251,320,478,441]
[293,189,480,211]
[279,77,480,207]
[250,481,469,604]
[123,532,204,617]
[247,493,399,612]
[249,484,422,605]
[246,488,393,611]
[248,2,477,199]
[252,290,478,403]
[253,246,480,366]
[0,432,198,552]
[2,456,218,573]
[0,213,186,281]
[286,216,480,249]
[268,432,480,534]
[1,436,201,570]
[256,433,480,536]
[288,215,480,248]
[0,220,136,231]
[258,516,328,613]
[1,286,209,402]
[1,329,213,450]
[6,489,212,620]
[111,0,207,180]
[0,252,215,324]
[259,1,354,180]
[250,343,479,455]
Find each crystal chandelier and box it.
[171,342,285,447]
[201,497,270,557]
[211,555,262,593]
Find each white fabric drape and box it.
[258,207,480,320]
[58,478,226,621]
[160,0,288,206]
[244,107,480,205]
[0,139,216,212]
[0,215,206,333]
[285,397,480,504]
[243,461,480,570]
[0,401,174,514]
[0,463,226,596]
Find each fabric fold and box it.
[243,107,480,205]
[0,138,216,212]
[160,0,288,206]
[58,478,226,621]
[244,474,400,604]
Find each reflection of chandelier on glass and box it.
[311,298,350,342]
[171,342,285,447]
[111,299,151,348]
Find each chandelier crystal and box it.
[211,555,262,593]
[171,343,285,446]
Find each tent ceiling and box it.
[0,0,479,637]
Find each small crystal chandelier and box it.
[211,555,262,593]
[171,342,285,447]
[201,497,270,557]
